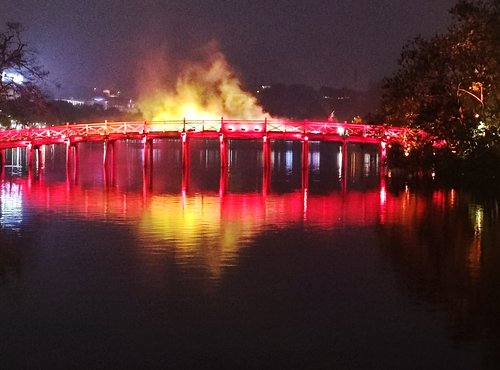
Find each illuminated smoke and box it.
[136,44,268,121]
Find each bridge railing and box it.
[222,120,265,133]
[183,120,220,132]
[0,120,427,149]
[145,120,226,133]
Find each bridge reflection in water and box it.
[0,150,476,288]
[0,137,491,369]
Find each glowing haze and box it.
[136,45,268,121]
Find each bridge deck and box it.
[0,119,417,149]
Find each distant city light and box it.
[60,98,85,106]
[1,71,24,84]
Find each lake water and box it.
[1,139,499,369]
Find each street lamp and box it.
[457,82,484,109]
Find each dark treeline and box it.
[0,99,141,126]
[256,84,382,122]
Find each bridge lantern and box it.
[381,141,387,161]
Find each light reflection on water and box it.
[0,140,499,368]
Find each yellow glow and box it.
[136,194,263,279]
[137,48,268,121]
[474,206,484,235]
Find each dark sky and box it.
[2,0,457,97]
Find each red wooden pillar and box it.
[341,140,348,193]
[103,140,108,167]
[262,135,270,195]
[36,146,42,166]
[66,142,71,169]
[219,134,228,195]
[73,143,79,185]
[220,134,228,169]
[181,133,190,193]
[65,142,72,186]
[28,143,35,168]
[103,140,115,188]
[380,141,387,171]
[301,136,309,192]
[142,138,153,191]
[36,145,43,181]
[65,142,79,185]
[143,138,153,169]
[27,143,36,181]
[103,139,115,167]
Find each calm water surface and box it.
[1,140,499,369]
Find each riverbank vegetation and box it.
[382,0,500,185]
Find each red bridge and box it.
[0,119,421,173]
[0,119,418,147]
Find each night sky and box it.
[2,0,457,97]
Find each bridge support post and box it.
[262,136,270,195]
[220,134,228,169]
[27,144,43,180]
[380,141,387,173]
[65,142,72,184]
[141,138,153,191]
[35,146,43,181]
[341,140,348,193]
[102,140,115,188]
[181,133,190,193]
[27,144,35,184]
[103,139,115,167]
[65,142,71,167]
[142,138,153,169]
[65,143,79,186]
[219,134,228,195]
[27,143,34,168]
[73,143,79,184]
[301,137,309,192]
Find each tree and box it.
[382,0,500,160]
[0,22,48,126]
